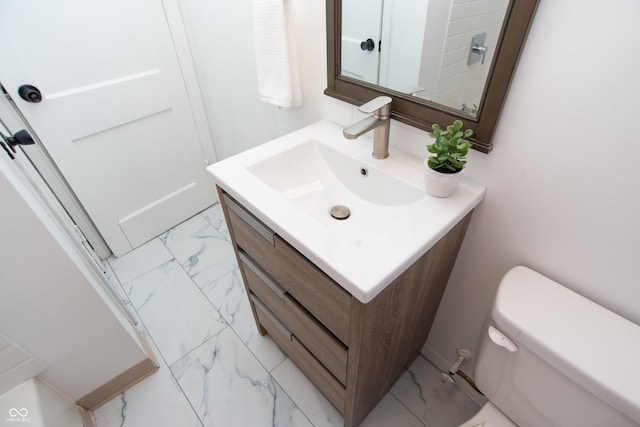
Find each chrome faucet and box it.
[343,96,392,159]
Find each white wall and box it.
[425,0,640,367]
[178,0,340,160]
[183,0,640,376]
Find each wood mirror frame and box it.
[325,0,539,153]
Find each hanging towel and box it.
[253,0,302,107]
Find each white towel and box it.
[253,0,302,108]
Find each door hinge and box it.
[1,84,13,101]
[1,85,18,159]
[72,224,105,271]
[0,139,15,159]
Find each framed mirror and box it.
[325,0,539,153]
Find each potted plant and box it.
[424,119,473,197]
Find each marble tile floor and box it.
[94,203,479,427]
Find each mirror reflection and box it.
[341,0,509,116]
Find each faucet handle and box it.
[358,96,392,116]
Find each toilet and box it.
[459,266,640,427]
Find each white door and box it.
[341,0,384,84]
[378,0,428,92]
[0,85,111,260]
[0,0,217,256]
[0,114,139,324]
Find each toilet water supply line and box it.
[441,348,483,395]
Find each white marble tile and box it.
[360,394,425,427]
[93,341,201,427]
[170,327,311,427]
[108,238,174,284]
[271,359,425,427]
[102,261,143,326]
[201,268,286,371]
[200,203,230,242]
[103,260,120,288]
[103,260,127,302]
[271,358,343,427]
[160,214,238,288]
[124,259,227,365]
[390,356,479,427]
[96,214,479,427]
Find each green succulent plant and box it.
[426,120,473,173]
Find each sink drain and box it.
[330,205,350,220]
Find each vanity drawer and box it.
[251,294,346,414]
[240,251,348,385]
[223,194,351,344]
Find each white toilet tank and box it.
[474,266,640,427]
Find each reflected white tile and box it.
[108,238,174,284]
[391,356,478,427]
[124,259,227,365]
[161,214,237,288]
[201,203,230,242]
[93,348,201,427]
[202,268,286,371]
[170,328,311,427]
[271,358,343,427]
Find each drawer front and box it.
[224,195,351,344]
[241,251,348,385]
[252,295,346,414]
[223,194,275,244]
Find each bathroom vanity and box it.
[208,121,485,427]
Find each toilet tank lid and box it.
[492,266,640,424]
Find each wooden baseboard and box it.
[78,405,97,427]
[75,357,158,410]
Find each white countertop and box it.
[207,120,485,303]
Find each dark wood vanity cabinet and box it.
[217,187,472,427]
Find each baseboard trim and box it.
[78,405,97,427]
[420,345,487,406]
[75,357,158,411]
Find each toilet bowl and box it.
[457,266,640,427]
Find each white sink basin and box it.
[248,139,425,243]
[207,121,485,303]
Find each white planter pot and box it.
[423,159,464,197]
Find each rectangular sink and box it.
[247,139,426,243]
[207,121,485,302]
